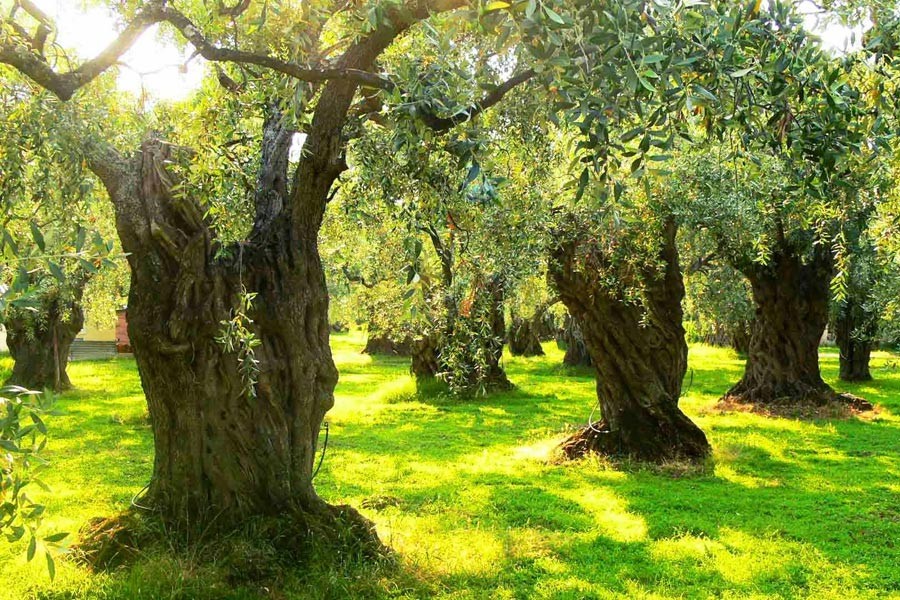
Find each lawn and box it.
[1,333,899,599]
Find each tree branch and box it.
[0,1,166,100]
[419,68,536,131]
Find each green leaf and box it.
[30,222,45,251]
[27,536,36,561]
[46,552,55,580]
[543,6,565,24]
[484,0,510,11]
[48,261,65,282]
[44,532,69,543]
[729,67,755,78]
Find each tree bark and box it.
[559,314,592,368]
[834,299,875,382]
[549,219,710,463]
[4,282,85,391]
[723,245,868,407]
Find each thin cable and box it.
[312,421,329,479]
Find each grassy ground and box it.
[1,333,898,599]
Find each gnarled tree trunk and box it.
[724,244,867,408]
[834,299,875,382]
[550,219,709,462]
[4,282,85,391]
[103,139,361,533]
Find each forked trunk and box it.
[724,246,866,407]
[550,219,709,463]
[4,285,85,391]
[94,139,377,544]
[834,300,874,382]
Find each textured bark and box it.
[95,139,355,530]
[410,334,440,380]
[550,219,710,463]
[5,283,85,391]
[724,245,862,406]
[834,301,874,382]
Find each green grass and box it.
[1,334,899,599]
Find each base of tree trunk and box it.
[363,334,412,356]
[719,380,873,416]
[75,501,384,575]
[559,416,710,463]
[508,317,545,357]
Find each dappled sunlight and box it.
[1,334,899,598]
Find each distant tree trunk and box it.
[559,314,592,368]
[508,315,544,356]
[4,282,86,391]
[473,273,511,389]
[509,298,558,357]
[729,320,753,354]
[550,218,710,462]
[724,243,868,408]
[363,322,412,356]
[834,299,875,382]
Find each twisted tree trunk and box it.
[4,282,85,391]
[550,219,709,462]
[723,245,868,408]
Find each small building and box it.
[69,309,130,361]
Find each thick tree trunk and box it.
[724,246,868,408]
[550,219,709,462]
[5,284,85,391]
[91,139,377,545]
[410,334,440,380]
[834,301,874,382]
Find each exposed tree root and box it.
[73,503,385,579]
[557,418,710,464]
[719,382,874,419]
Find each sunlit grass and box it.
[1,334,899,599]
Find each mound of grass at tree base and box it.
[1,333,898,599]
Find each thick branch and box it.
[0,2,166,100]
